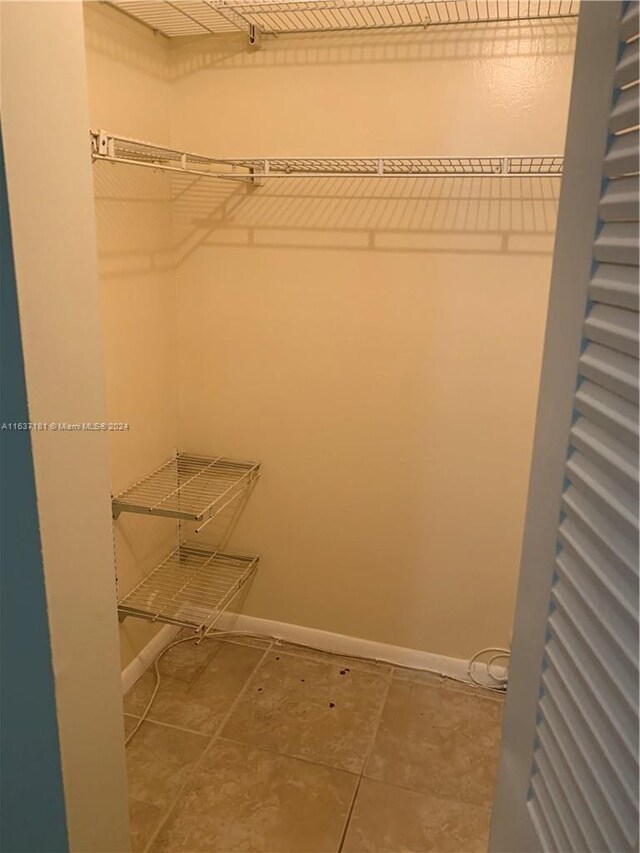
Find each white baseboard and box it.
[214,612,506,687]
[121,624,180,694]
[121,612,507,692]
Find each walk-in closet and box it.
[87,0,577,667]
[1,2,638,852]
[91,1,575,845]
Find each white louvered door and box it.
[490,3,639,851]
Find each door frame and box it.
[489,3,624,850]
[1,3,130,849]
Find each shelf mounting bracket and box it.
[249,23,261,48]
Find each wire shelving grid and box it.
[117,543,259,632]
[92,131,565,180]
[108,0,579,39]
[112,452,261,533]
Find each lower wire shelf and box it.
[117,543,259,634]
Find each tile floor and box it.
[123,634,504,853]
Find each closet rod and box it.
[91,130,564,180]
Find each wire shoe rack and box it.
[112,452,260,533]
[109,0,579,40]
[117,543,259,632]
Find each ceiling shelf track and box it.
[107,0,579,40]
[91,130,565,179]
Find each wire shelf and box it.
[112,452,261,531]
[117,543,259,632]
[219,154,566,176]
[92,132,564,180]
[109,0,578,38]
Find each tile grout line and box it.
[336,776,362,853]
[337,670,394,853]
[141,641,275,853]
[216,733,362,778]
[128,714,212,739]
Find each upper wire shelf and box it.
[112,452,261,533]
[108,0,579,39]
[92,131,564,179]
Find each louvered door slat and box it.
[604,130,639,176]
[552,567,638,702]
[620,1,640,39]
[548,608,637,741]
[530,774,570,852]
[615,38,639,87]
[599,175,640,220]
[574,380,638,447]
[540,668,635,823]
[535,721,604,852]
[589,263,639,309]
[570,416,639,491]
[579,342,639,403]
[561,485,638,578]
[609,86,640,134]
[593,222,640,266]
[533,741,590,852]
[583,303,639,355]
[565,451,639,537]
[538,703,621,852]
[545,640,638,792]
[539,690,634,849]
[556,532,637,644]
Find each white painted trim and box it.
[121,624,180,694]
[2,4,130,849]
[122,613,506,691]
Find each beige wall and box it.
[1,2,130,848]
[85,6,576,664]
[84,3,179,668]
[169,21,576,659]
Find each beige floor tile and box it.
[151,738,358,853]
[130,799,166,853]
[124,640,265,734]
[126,721,209,851]
[365,681,502,807]
[274,642,393,675]
[342,778,491,853]
[221,651,390,772]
